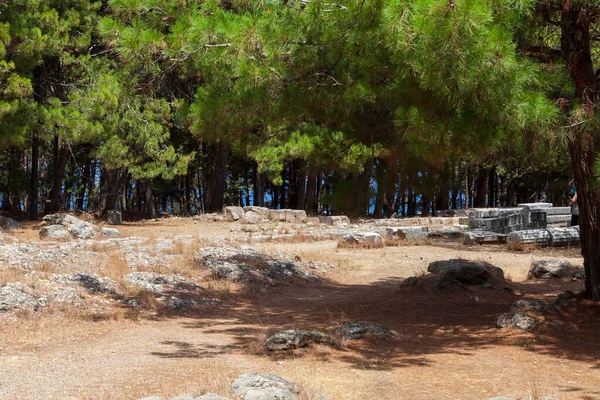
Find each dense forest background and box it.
[0,0,596,220]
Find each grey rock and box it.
[100,227,121,238]
[0,283,48,312]
[243,211,261,225]
[243,206,269,216]
[496,313,538,330]
[138,397,165,400]
[427,259,497,285]
[284,209,307,222]
[267,209,286,221]
[432,276,464,290]
[335,321,392,340]
[528,259,571,279]
[51,287,83,305]
[554,291,577,309]
[319,215,350,225]
[67,222,96,239]
[342,232,383,246]
[39,225,70,241]
[196,247,310,283]
[230,373,299,400]
[265,330,331,351]
[125,272,185,293]
[43,214,84,226]
[106,210,123,225]
[224,206,245,221]
[167,296,197,310]
[0,216,21,231]
[386,226,428,241]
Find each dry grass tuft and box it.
[0,268,25,285]
[100,253,131,286]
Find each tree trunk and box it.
[561,2,600,300]
[45,141,69,214]
[474,165,488,208]
[203,141,229,212]
[100,166,121,215]
[253,168,265,207]
[30,135,39,220]
[296,162,307,210]
[305,168,317,214]
[76,159,91,211]
[145,180,157,218]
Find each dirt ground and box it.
[1,218,599,400]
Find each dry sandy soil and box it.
[1,218,599,400]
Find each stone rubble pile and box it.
[41,213,97,240]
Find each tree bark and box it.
[561,1,600,300]
[45,141,69,214]
[305,168,317,214]
[99,166,121,215]
[144,180,157,218]
[203,141,229,212]
[474,165,488,208]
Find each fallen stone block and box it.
[342,232,384,246]
[386,226,428,241]
[223,206,244,221]
[319,215,350,225]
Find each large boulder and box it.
[386,226,428,241]
[342,232,383,247]
[265,330,331,351]
[43,213,83,226]
[224,206,245,221]
[67,221,96,239]
[230,373,299,400]
[528,259,571,279]
[39,225,70,241]
[427,259,500,285]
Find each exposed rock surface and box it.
[196,247,314,283]
[55,273,117,294]
[336,321,393,340]
[125,272,188,293]
[0,283,48,312]
[265,330,331,351]
[230,373,299,400]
